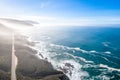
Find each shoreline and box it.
[0,19,69,80]
[14,29,70,80]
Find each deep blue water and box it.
[31,27,120,80]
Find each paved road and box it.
[11,33,18,80]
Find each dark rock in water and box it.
[59,74,70,80]
[65,63,74,68]
[59,63,74,77]
[39,52,44,58]
[59,67,69,74]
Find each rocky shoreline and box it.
[0,19,69,80]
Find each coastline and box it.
[0,19,69,80]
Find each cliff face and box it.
[0,21,69,80]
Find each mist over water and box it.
[29,26,120,80]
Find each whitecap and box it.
[67,47,88,53]
[89,50,98,53]
[104,51,111,54]
[99,64,120,72]
[102,42,110,47]
[63,52,94,64]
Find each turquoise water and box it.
[31,27,120,80]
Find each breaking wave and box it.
[99,64,120,72]
[26,39,120,80]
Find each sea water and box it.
[29,26,120,80]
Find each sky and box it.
[0,0,120,27]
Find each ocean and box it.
[28,26,120,80]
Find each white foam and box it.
[68,47,88,53]
[49,43,89,53]
[63,52,94,63]
[26,38,119,80]
[26,45,45,59]
[102,42,117,50]
[102,42,110,47]
[25,39,99,80]
[72,47,81,51]
[99,64,120,72]
[89,50,98,53]
[31,41,90,80]
[104,51,111,54]
[97,75,110,80]
[102,57,109,62]
[57,60,89,80]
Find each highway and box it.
[11,32,18,80]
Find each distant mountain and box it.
[0,18,39,27]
